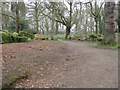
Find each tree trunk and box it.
[36,18,39,32]
[0,2,2,43]
[103,2,115,45]
[75,22,78,35]
[65,2,72,39]
[51,3,55,40]
[15,5,20,33]
[45,17,49,34]
[84,4,88,35]
[35,2,39,33]
[95,18,98,34]
[78,2,82,35]
[94,1,98,34]
[118,1,120,33]
[118,1,120,43]
[55,22,58,35]
[98,11,104,35]
[65,26,71,39]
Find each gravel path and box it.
[2,40,118,88]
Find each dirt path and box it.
[2,40,118,88]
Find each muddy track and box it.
[2,40,118,88]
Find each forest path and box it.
[2,40,118,88]
[58,40,118,88]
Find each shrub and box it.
[1,30,30,43]
[12,36,29,43]
[46,37,48,40]
[73,35,82,40]
[28,38,31,41]
[97,34,102,37]
[1,31,12,43]
[89,34,98,39]
[11,32,19,42]
[79,36,86,41]
[3,30,9,34]
[89,34,103,42]
[13,32,18,37]
[18,36,28,42]
[97,37,103,42]
[18,31,34,39]
[118,44,120,48]
[40,37,48,40]
[73,35,89,41]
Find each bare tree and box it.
[42,1,78,39]
[27,1,43,33]
[87,1,104,34]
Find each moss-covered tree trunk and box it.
[103,2,115,45]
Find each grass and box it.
[34,34,66,40]
[53,34,66,40]
[92,43,119,50]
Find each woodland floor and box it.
[2,40,118,88]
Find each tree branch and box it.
[1,13,15,19]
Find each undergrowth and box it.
[92,43,119,50]
[2,74,28,90]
